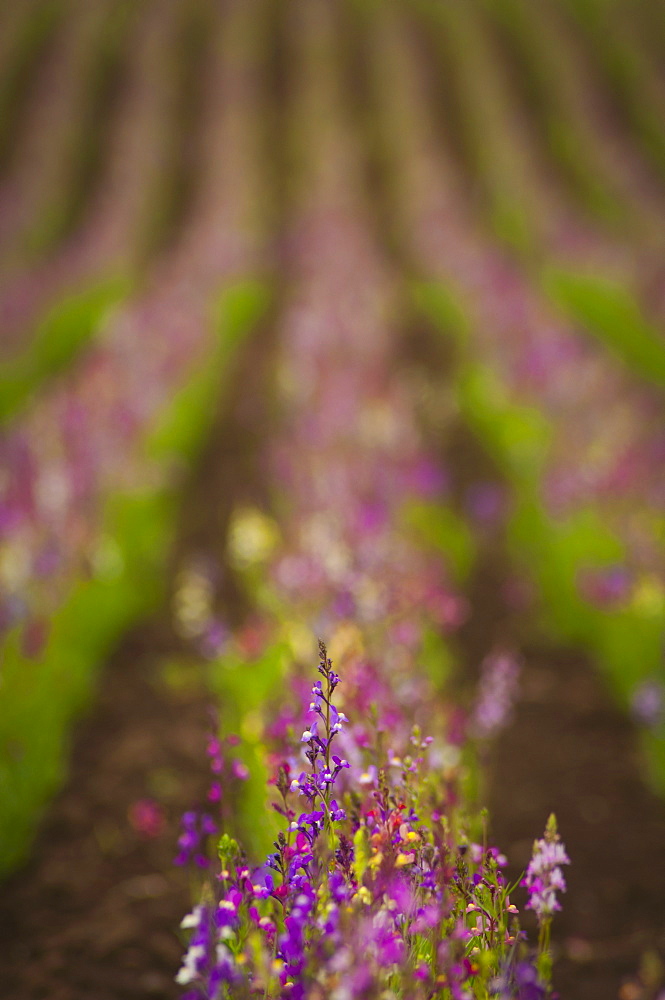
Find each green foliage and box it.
[208,640,291,859]
[418,626,456,694]
[0,488,172,876]
[412,281,471,346]
[545,268,665,388]
[402,499,476,584]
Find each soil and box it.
[0,619,210,1000]
[489,642,665,1000]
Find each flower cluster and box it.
[175,812,217,870]
[291,645,350,827]
[177,647,563,999]
[523,814,571,922]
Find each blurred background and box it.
[1,1,664,998]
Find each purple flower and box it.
[174,812,217,868]
[491,960,547,999]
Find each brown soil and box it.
[0,619,209,1000]
[489,641,665,1000]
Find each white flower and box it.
[175,943,205,984]
[180,905,203,929]
[216,943,235,967]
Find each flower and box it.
[523,814,570,921]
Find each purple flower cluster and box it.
[490,959,548,1000]
[291,652,350,821]
[177,648,561,1000]
[174,812,217,869]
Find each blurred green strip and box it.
[0,280,270,878]
[208,639,291,861]
[0,278,129,425]
[402,500,476,585]
[416,279,665,792]
[544,268,665,390]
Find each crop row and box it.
[175,10,562,995]
[0,0,272,876]
[363,4,665,783]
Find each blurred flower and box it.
[128,798,165,839]
[578,564,632,608]
[471,651,521,740]
[465,481,508,528]
[631,680,665,729]
[228,507,279,569]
